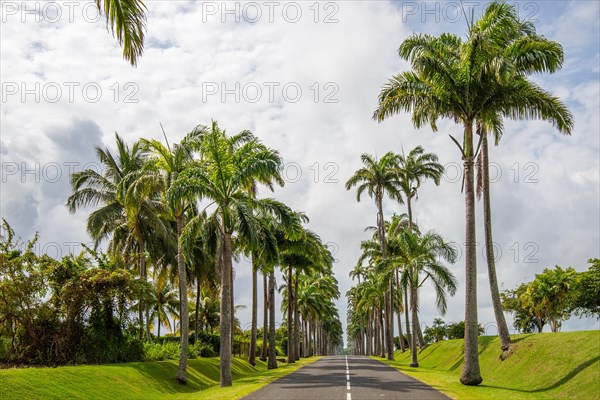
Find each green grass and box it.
[377,330,600,400]
[0,356,319,400]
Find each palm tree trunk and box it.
[404,290,412,351]
[176,216,189,385]
[405,197,414,352]
[387,276,395,360]
[376,196,394,361]
[460,122,483,386]
[287,266,295,363]
[481,132,511,351]
[195,280,200,343]
[230,255,235,352]
[249,256,258,366]
[293,271,300,361]
[395,269,405,352]
[303,318,309,357]
[415,313,425,348]
[379,309,385,358]
[366,315,372,355]
[407,196,414,231]
[409,282,419,367]
[220,232,234,387]
[138,237,146,341]
[260,271,268,362]
[267,271,278,369]
[157,309,161,339]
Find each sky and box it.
[1,0,599,340]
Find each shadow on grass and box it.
[481,355,600,394]
[124,357,267,396]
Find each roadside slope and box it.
[379,330,600,400]
[0,357,318,400]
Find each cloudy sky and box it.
[1,0,599,338]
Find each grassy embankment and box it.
[0,356,318,400]
[377,330,600,399]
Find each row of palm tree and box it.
[345,143,457,367]
[67,121,342,387]
[372,2,573,385]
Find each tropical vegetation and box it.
[0,122,342,389]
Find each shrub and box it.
[192,341,217,357]
[143,341,180,361]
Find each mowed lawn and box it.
[378,330,600,400]
[0,356,319,400]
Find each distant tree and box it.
[446,321,484,340]
[573,259,600,319]
[424,318,447,343]
[501,284,538,333]
[526,266,577,332]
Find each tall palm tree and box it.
[95,0,147,66]
[171,121,294,387]
[470,3,573,352]
[246,218,278,366]
[397,147,443,348]
[138,127,204,384]
[346,152,403,361]
[395,230,457,367]
[278,222,328,364]
[374,2,572,384]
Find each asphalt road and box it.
[242,355,450,400]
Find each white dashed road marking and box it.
[345,356,351,400]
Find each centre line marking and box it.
[347,381,351,390]
[347,393,352,400]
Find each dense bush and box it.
[144,342,181,361]
[0,222,146,365]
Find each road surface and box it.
[243,355,450,400]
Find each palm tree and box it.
[397,146,443,231]
[346,152,403,361]
[149,270,179,338]
[397,147,442,348]
[95,0,147,66]
[195,287,221,333]
[181,223,217,343]
[278,222,328,364]
[139,127,204,384]
[395,230,457,367]
[470,4,574,352]
[66,133,169,340]
[171,121,294,387]
[374,2,572,384]
[246,219,278,366]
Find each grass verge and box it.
[0,356,319,400]
[375,330,600,400]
